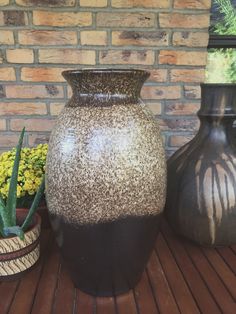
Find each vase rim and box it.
[62,68,150,77]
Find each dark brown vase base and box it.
[49,213,162,297]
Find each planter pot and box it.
[46,69,167,296]
[165,84,236,246]
[0,209,41,280]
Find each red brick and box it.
[0,30,14,45]
[10,119,55,131]
[6,49,34,63]
[112,31,169,46]
[39,49,96,64]
[5,84,64,99]
[0,0,9,5]
[184,85,201,99]
[173,32,209,47]
[81,31,107,46]
[33,11,92,27]
[49,103,64,115]
[21,67,73,82]
[2,10,28,26]
[97,12,155,27]
[157,118,199,131]
[174,0,211,9]
[112,0,169,8]
[169,134,194,147]
[141,85,181,100]
[165,102,200,115]
[147,69,168,83]
[16,0,75,6]
[99,50,154,65]
[146,102,162,115]
[159,50,207,66]
[80,0,107,6]
[170,69,205,82]
[18,30,77,45]
[0,135,20,147]
[0,68,16,81]
[0,119,6,130]
[28,134,50,146]
[159,13,210,28]
[0,102,47,115]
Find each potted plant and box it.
[0,128,45,279]
[0,138,48,227]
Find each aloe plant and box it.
[0,128,45,240]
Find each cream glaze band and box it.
[46,103,166,225]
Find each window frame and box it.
[208,35,236,48]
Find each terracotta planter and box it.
[165,84,236,246]
[46,69,167,296]
[0,209,41,279]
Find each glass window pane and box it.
[205,48,236,82]
[210,0,236,35]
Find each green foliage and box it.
[5,127,25,226]
[206,1,236,83]
[213,0,236,35]
[0,128,45,240]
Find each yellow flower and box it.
[0,143,48,199]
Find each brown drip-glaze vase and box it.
[46,69,166,296]
[166,84,236,247]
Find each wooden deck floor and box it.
[1,220,236,314]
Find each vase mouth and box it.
[62,68,150,78]
[62,68,150,106]
[199,83,236,116]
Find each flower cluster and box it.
[0,144,48,199]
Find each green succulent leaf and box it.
[0,194,11,228]
[0,215,4,237]
[22,175,45,232]
[6,127,25,226]
[3,226,24,240]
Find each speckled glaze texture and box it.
[46,69,166,226]
[45,69,166,296]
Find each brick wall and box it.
[0,0,211,156]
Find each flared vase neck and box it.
[198,84,236,117]
[62,69,150,106]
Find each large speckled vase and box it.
[46,69,166,296]
[166,84,236,247]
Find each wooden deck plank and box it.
[1,223,236,314]
[146,250,179,314]
[155,234,200,314]
[96,296,116,314]
[8,231,53,314]
[52,262,75,314]
[217,247,236,275]
[75,290,95,314]
[134,270,159,314]
[0,281,19,313]
[30,242,60,314]
[202,247,236,300]
[116,290,137,314]
[184,239,236,313]
[230,244,236,254]
[161,221,221,314]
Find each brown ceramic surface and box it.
[166,84,236,246]
[46,69,166,226]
